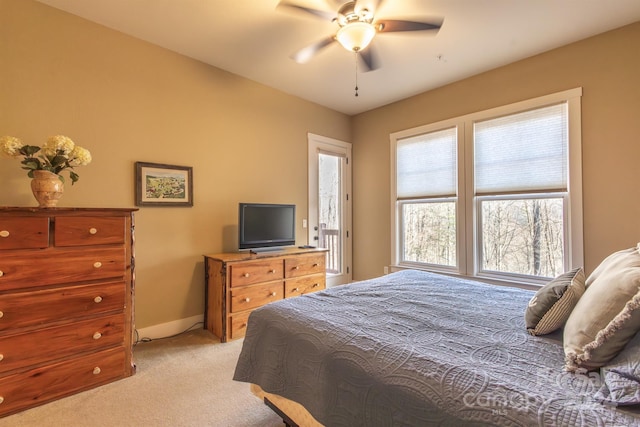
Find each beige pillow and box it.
[564,244,640,372]
[525,268,585,336]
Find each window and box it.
[396,127,458,268]
[391,89,583,285]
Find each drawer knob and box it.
[93,367,101,375]
[270,292,276,297]
[293,266,299,270]
[243,297,251,303]
[94,262,102,268]
[93,332,102,340]
[94,296,103,303]
[0,354,3,362]
[241,323,247,328]
[243,273,250,278]
[293,287,299,292]
[0,311,3,318]
[0,396,3,405]
[89,227,98,235]
[313,263,319,267]
[313,283,319,287]
[269,269,276,274]
[0,230,9,238]
[0,271,3,278]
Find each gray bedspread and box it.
[233,269,640,426]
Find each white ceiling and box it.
[36,0,640,115]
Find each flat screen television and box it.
[238,203,296,251]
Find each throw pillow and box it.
[525,267,585,336]
[564,244,640,372]
[594,331,640,406]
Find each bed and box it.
[233,269,640,426]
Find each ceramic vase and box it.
[30,170,64,207]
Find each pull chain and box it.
[354,51,359,97]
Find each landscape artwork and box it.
[135,162,193,206]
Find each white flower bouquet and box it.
[0,135,92,184]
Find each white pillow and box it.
[564,244,640,372]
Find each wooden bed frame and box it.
[251,384,322,427]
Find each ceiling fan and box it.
[277,0,444,72]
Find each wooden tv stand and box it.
[203,248,327,342]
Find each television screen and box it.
[239,203,295,251]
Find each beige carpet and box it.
[0,329,283,427]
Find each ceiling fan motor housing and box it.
[336,1,374,26]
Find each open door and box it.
[308,133,352,287]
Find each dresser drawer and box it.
[230,311,251,340]
[285,273,326,297]
[230,281,283,313]
[229,260,283,287]
[0,347,125,417]
[0,217,49,250]
[0,247,125,291]
[0,313,124,374]
[284,253,326,278]
[0,281,125,332]
[54,216,126,247]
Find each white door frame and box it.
[308,133,352,287]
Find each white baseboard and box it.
[136,314,204,341]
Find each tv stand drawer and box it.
[285,273,325,297]
[285,253,326,278]
[229,260,283,287]
[230,281,283,312]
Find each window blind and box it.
[474,103,568,194]
[396,127,457,199]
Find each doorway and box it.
[308,133,352,287]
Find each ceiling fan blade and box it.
[276,1,336,21]
[291,36,337,63]
[358,45,381,72]
[376,18,443,33]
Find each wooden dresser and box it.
[204,248,327,342]
[0,207,137,417]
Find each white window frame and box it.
[390,88,583,286]
[474,193,569,284]
[398,197,459,273]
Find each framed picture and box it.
[135,162,193,207]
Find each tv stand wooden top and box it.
[204,247,327,263]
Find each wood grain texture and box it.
[0,217,49,250]
[54,216,126,247]
[0,247,125,291]
[0,313,124,374]
[204,249,327,342]
[0,281,125,331]
[0,347,126,416]
[230,311,251,340]
[230,281,284,313]
[285,273,326,297]
[229,259,283,288]
[0,208,136,417]
[284,253,326,278]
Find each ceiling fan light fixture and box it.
[336,22,376,52]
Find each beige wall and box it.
[0,0,350,329]
[351,21,640,280]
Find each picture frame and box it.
[135,162,193,207]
